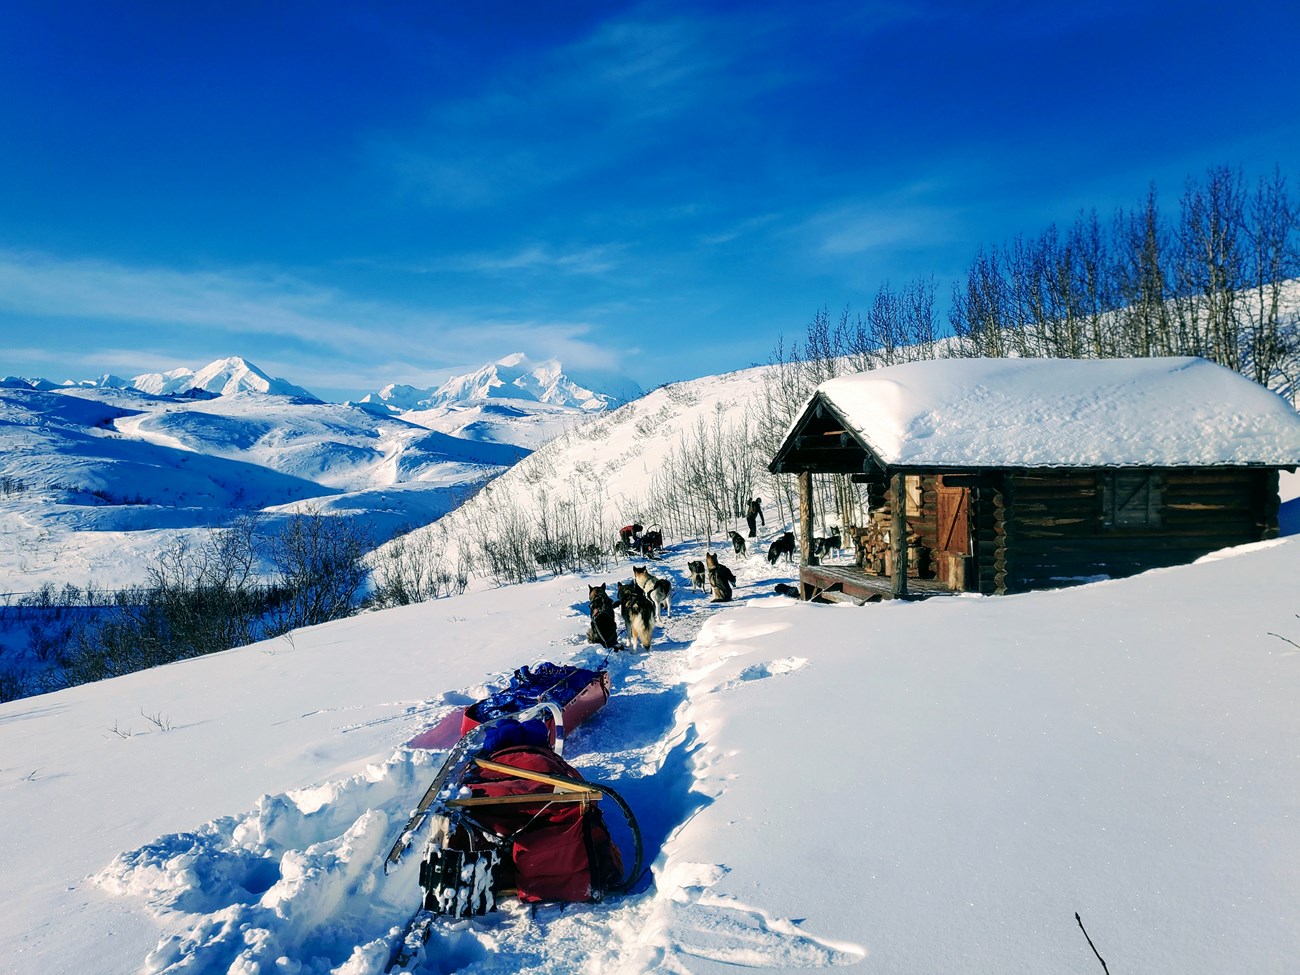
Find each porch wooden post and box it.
[890,473,908,598]
[799,470,816,567]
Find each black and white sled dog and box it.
[812,526,842,558]
[616,580,655,651]
[705,552,736,602]
[686,559,707,592]
[767,531,796,565]
[727,530,747,557]
[587,583,619,649]
[632,564,672,618]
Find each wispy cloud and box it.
[0,249,629,396]
[379,9,781,210]
[698,213,781,247]
[438,243,622,276]
[0,249,378,350]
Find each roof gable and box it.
[772,356,1300,471]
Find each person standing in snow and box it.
[746,497,765,538]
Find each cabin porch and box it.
[798,563,957,603]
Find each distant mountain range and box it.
[353,352,640,414]
[0,352,648,595]
[4,356,318,401]
[4,352,640,413]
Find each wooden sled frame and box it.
[445,757,605,808]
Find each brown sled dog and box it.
[616,580,655,651]
[587,583,619,649]
[705,552,736,602]
[632,564,672,618]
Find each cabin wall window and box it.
[1102,472,1163,529]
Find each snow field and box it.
[85,540,847,974]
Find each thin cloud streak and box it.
[439,244,622,276]
[0,250,376,350]
[0,250,626,391]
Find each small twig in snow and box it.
[1075,912,1111,975]
[140,707,172,732]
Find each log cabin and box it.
[768,356,1300,601]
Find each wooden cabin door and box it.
[935,477,970,590]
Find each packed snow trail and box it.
[95,540,863,974]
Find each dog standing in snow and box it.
[813,527,842,558]
[632,564,672,618]
[616,580,655,651]
[727,530,746,557]
[767,531,796,565]
[686,559,707,592]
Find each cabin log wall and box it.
[1000,468,1277,593]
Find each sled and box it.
[616,523,664,559]
[404,662,609,752]
[385,700,643,970]
[459,662,610,742]
[640,524,664,558]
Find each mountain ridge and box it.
[355,352,639,414]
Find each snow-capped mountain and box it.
[358,352,639,414]
[352,353,642,451]
[131,356,319,400]
[11,356,320,401]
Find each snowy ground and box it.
[3,522,1299,974]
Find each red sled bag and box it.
[464,744,631,903]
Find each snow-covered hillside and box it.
[405,363,773,570]
[0,382,521,593]
[2,354,1299,973]
[1,515,1298,973]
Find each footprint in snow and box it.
[716,656,808,692]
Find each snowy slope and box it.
[407,363,773,569]
[1,528,1297,973]
[3,355,1299,974]
[0,384,522,592]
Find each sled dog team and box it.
[587,551,738,652]
[587,521,839,652]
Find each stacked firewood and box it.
[855,520,889,573]
[854,517,922,576]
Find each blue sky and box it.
[2,1,1297,402]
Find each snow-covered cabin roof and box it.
[771,356,1300,472]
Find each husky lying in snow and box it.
[686,559,707,592]
[587,583,619,649]
[705,552,736,602]
[632,564,672,618]
[616,580,655,651]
